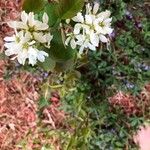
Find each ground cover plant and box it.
[0,0,150,149]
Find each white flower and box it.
[76,33,97,53]
[4,31,49,66]
[8,11,49,31]
[94,10,113,35]
[4,11,53,65]
[65,34,76,49]
[65,3,113,53]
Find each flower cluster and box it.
[4,11,53,66]
[65,3,113,54]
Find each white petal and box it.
[16,22,28,29]
[28,40,36,46]
[82,24,90,34]
[98,10,111,19]
[90,32,99,46]
[94,24,103,34]
[8,21,27,30]
[94,18,103,25]
[28,12,35,27]
[86,3,92,14]
[29,57,37,66]
[21,11,28,24]
[28,47,38,66]
[42,13,49,24]
[72,13,84,23]
[17,30,24,37]
[103,18,112,24]
[65,37,71,46]
[4,43,14,49]
[17,51,28,65]
[70,39,76,49]
[5,44,20,56]
[4,36,15,42]
[34,21,48,30]
[5,49,14,56]
[37,51,48,62]
[104,10,111,18]
[66,19,70,24]
[86,41,96,51]
[7,21,16,28]
[22,32,32,43]
[76,34,85,45]
[79,45,85,54]
[45,33,53,45]
[33,32,46,43]
[85,15,93,25]
[74,24,82,34]
[93,3,100,15]
[103,27,113,35]
[99,34,108,43]
[83,39,89,49]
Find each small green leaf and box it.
[39,97,50,109]
[39,56,56,72]
[41,83,51,100]
[55,57,75,72]
[115,142,123,147]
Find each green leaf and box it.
[115,142,123,147]
[49,30,76,62]
[56,0,84,19]
[44,3,60,27]
[55,57,75,72]
[22,0,46,13]
[38,56,56,72]
[41,83,51,100]
[39,97,50,109]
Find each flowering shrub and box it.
[0,0,150,149]
[3,0,113,70]
[65,3,113,53]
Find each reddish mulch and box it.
[0,61,39,149]
[109,84,150,116]
[0,0,67,149]
[109,91,139,116]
